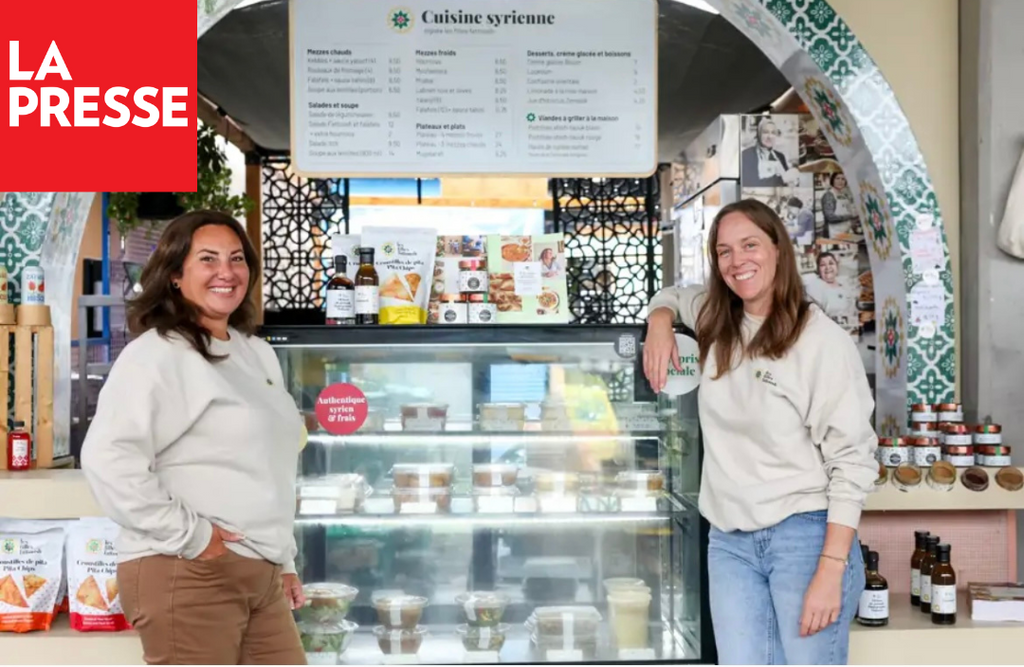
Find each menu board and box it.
[289,0,658,177]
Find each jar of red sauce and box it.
[6,421,31,471]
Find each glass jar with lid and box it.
[458,259,488,293]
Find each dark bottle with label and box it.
[931,544,957,625]
[354,247,379,325]
[325,256,355,325]
[919,535,940,614]
[857,550,889,626]
[910,530,930,606]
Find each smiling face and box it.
[714,211,779,316]
[818,254,839,284]
[174,224,250,333]
[758,121,777,149]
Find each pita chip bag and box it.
[67,519,128,632]
[0,520,65,632]
[361,226,437,324]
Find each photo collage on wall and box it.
[740,114,874,345]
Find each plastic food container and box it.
[616,470,665,492]
[392,463,455,488]
[974,424,1003,445]
[296,583,359,624]
[400,403,448,431]
[877,437,909,468]
[392,486,452,513]
[472,463,519,487]
[374,596,429,629]
[373,626,427,655]
[892,463,922,492]
[996,467,1024,492]
[456,623,509,652]
[478,403,526,432]
[455,591,510,627]
[943,423,972,447]
[926,461,957,492]
[909,437,942,467]
[534,472,580,494]
[531,605,602,637]
[603,577,649,594]
[607,587,652,649]
[296,475,370,515]
[298,620,357,665]
[943,445,975,467]
[532,631,598,659]
[961,466,990,492]
[976,445,1012,467]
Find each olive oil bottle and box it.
[919,535,940,614]
[857,550,889,626]
[931,544,957,625]
[910,530,930,606]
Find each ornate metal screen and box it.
[261,155,349,313]
[551,176,662,324]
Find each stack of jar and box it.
[436,259,497,324]
[471,463,520,512]
[454,591,510,654]
[391,463,454,514]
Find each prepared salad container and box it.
[297,620,357,665]
[528,605,602,637]
[456,623,509,652]
[374,595,429,629]
[373,625,427,655]
[455,591,510,627]
[296,583,359,624]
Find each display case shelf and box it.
[0,617,142,665]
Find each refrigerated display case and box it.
[263,324,712,665]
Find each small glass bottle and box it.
[6,421,31,471]
[931,544,957,625]
[857,550,889,626]
[919,535,940,614]
[325,256,355,325]
[354,247,379,325]
[910,530,930,606]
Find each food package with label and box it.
[0,520,66,632]
[486,234,569,323]
[66,518,129,631]
[361,226,437,324]
[429,236,487,323]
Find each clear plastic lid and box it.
[472,486,519,497]
[456,623,510,637]
[302,582,359,602]
[374,595,429,611]
[296,619,359,636]
[297,474,370,497]
[455,591,510,609]
[602,577,647,593]
[528,605,602,636]
[391,486,452,499]
[391,463,455,474]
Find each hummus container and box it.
[534,471,580,494]
[400,403,448,431]
[877,437,909,468]
[455,591,510,627]
[373,626,427,655]
[472,463,519,487]
[616,470,665,492]
[298,619,357,665]
[456,623,509,652]
[392,486,452,513]
[392,463,455,488]
[996,467,1024,492]
[374,595,428,630]
[297,583,359,624]
[974,424,1003,445]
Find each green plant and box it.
[107,124,254,237]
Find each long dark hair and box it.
[696,199,812,379]
[126,210,260,361]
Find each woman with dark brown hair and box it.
[81,211,307,665]
[644,199,876,665]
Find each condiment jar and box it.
[961,466,989,492]
[878,437,910,468]
[935,403,964,423]
[995,467,1024,492]
[910,422,942,439]
[943,423,972,447]
[910,437,942,467]
[893,463,922,492]
[458,259,488,293]
[910,404,938,423]
[943,444,975,468]
[976,445,1012,467]
[974,424,1003,446]
[467,294,497,324]
[926,461,956,492]
[438,294,468,324]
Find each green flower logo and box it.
[526,113,536,122]
[388,8,414,33]
[1,539,16,555]
[86,538,102,554]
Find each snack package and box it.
[0,520,65,632]
[428,235,487,323]
[66,519,129,632]
[486,234,570,323]
[361,227,437,324]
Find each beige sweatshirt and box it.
[649,285,878,532]
[81,328,302,572]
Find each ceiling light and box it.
[671,0,720,14]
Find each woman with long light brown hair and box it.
[644,199,877,665]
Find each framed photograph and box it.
[740,115,811,189]
[814,171,861,241]
[740,186,816,248]
[803,240,861,337]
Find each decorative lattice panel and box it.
[552,177,662,324]
[261,156,349,312]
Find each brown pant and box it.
[118,551,306,665]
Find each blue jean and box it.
[708,511,864,665]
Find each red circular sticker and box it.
[314,383,368,435]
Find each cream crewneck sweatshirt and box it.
[81,328,303,572]
[648,285,878,532]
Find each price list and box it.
[291,0,657,176]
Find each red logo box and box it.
[1,1,196,192]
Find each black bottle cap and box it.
[12,420,24,429]
[867,550,880,570]
[333,255,347,273]
[861,544,869,561]
[358,246,375,261]
[936,543,952,563]
[926,535,940,552]
[915,530,930,546]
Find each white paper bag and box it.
[997,147,1024,259]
